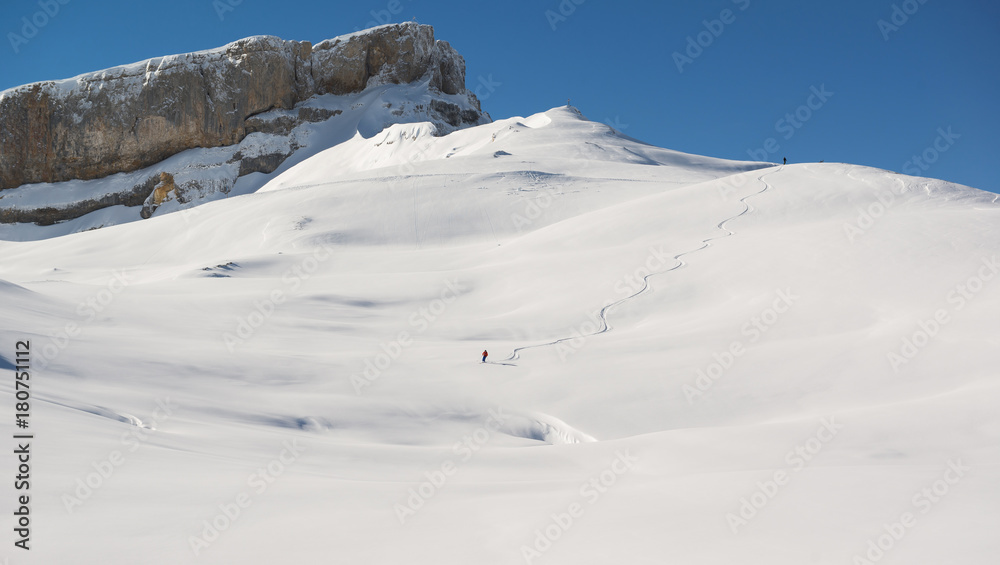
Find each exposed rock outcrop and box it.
[140,172,177,219]
[0,23,486,192]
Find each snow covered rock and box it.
[0,23,488,225]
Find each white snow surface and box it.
[1,106,999,564]
[0,81,485,240]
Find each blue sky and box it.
[2,0,997,193]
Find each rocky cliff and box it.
[0,23,489,226]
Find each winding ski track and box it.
[504,165,782,362]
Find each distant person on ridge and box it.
[482,350,488,363]
[783,157,787,165]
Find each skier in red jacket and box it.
[482,350,488,363]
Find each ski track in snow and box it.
[504,165,781,362]
[0,381,153,429]
[975,193,999,210]
[41,397,151,429]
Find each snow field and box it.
[0,107,997,564]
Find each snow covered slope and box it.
[0,23,488,232]
[0,106,998,564]
[0,80,487,240]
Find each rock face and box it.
[140,172,177,219]
[0,23,484,192]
